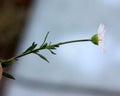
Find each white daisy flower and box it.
[91,24,106,51]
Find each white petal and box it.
[98,24,106,52]
[98,24,105,34]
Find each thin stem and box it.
[56,39,91,45]
[46,39,91,49]
[2,39,91,64]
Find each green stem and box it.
[2,39,91,64]
[46,39,91,49]
[55,39,91,45]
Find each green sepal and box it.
[91,34,99,45]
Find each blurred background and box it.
[0,0,120,96]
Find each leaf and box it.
[2,72,15,80]
[48,43,59,50]
[49,46,56,50]
[40,43,48,49]
[23,42,37,53]
[49,49,56,55]
[42,32,50,45]
[54,44,59,47]
[40,32,50,49]
[34,53,49,63]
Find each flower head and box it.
[91,24,105,51]
[0,63,3,80]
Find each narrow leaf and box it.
[40,43,48,49]
[34,53,49,63]
[23,42,37,53]
[49,49,56,55]
[42,32,50,45]
[54,45,59,47]
[2,72,15,80]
